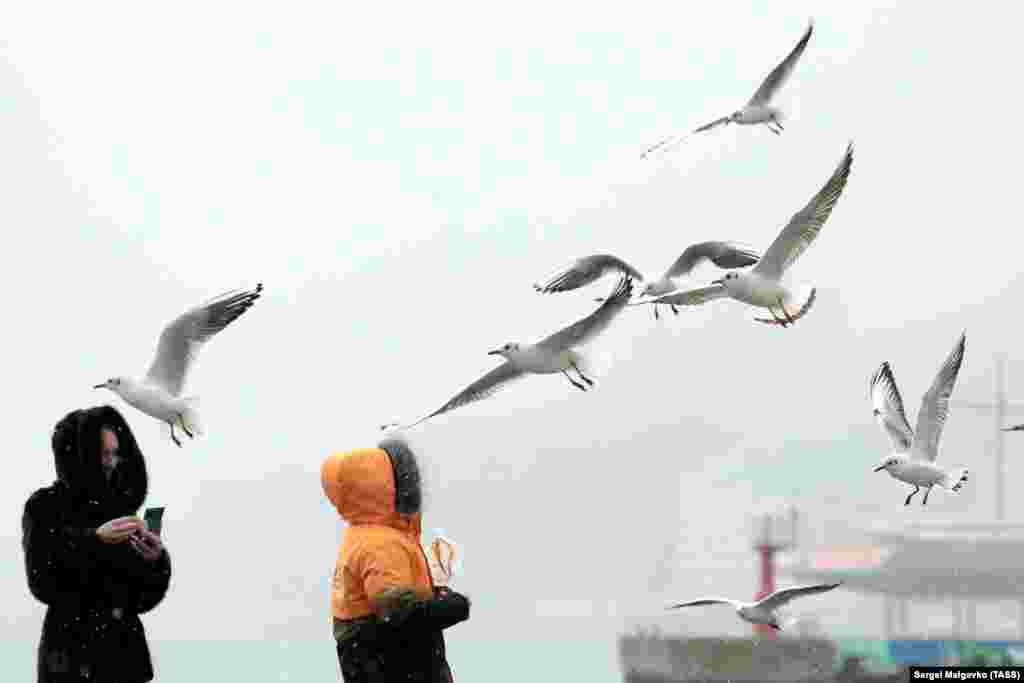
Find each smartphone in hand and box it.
[143,507,165,536]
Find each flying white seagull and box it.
[637,142,852,327]
[642,19,814,159]
[534,241,761,319]
[383,277,634,431]
[1002,424,1024,432]
[667,582,841,630]
[94,284,264,447]
[870,332,970,506]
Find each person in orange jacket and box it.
[321,436,470,682]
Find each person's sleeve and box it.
[357,544,471,633]
[397,587,471,632]
[21,489,102,605]
[422,586,471,631]
[106,547,172,615]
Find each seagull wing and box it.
[638,283,729,308]
[753,142,853,280]
[667,598,741,610]
[385,362,527,431]
[870,362,914,451]
[692,116,732,135]
[537,276,634,351]
[747,20,814,107]
[534,254,643,294]
[665,241,761,278]
[757,582,841,611]
[912,332,967,462]
[143,284,264,396]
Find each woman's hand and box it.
[96,517,143,544]
[129,528,164,563]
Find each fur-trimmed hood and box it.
[50,404,148,514]
[320,436,423,536]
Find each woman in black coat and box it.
[22,405,172,683]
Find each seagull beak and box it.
[93,383,106,389]
[873,465,886,473]
[487,350,502,356]
[711,278,724,285]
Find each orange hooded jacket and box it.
[321,447,434,621]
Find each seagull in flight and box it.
[667,582,841,630]
[94,284,264,447]
[642,19,814,159]
[1002,424,1024,432]
[637,142,852,327]
[534,241,760,319]
[870,332,970,506]
[383,277,634,431]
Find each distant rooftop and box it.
[781,519,1024,599]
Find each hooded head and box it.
[320,435,423,537]
[51,405,148,514]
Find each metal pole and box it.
[996,353,1006,523]
[954,354,1024,522]
[884,598,892,639]
[953,599,961,638]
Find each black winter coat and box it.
[335,585,471,683]
[22,406,172,683]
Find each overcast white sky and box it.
[3,0,1024,679]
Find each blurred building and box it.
[783,519,1024,639]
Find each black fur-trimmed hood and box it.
[378,436,422,516]
[50,404,148,513]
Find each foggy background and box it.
[2,1,1023,680]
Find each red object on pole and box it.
[754,544,776,638]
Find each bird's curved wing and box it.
[537,276,634,351]
[758,582,840,611]
[144,284,264,396]
[667,598,741,610]
[665,241,761,278]
[912,332,966,462]
[534,254,643,294]
[636,283,728,308]
[692,116,732,135]
[384,362,527,431]
[641,134,689,160]
[753,142,853,280]
[747,20,814,107]
[870,362,914,451]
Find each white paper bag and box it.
[425,529,460,586]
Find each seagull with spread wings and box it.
[637,142,852,327]
[667,582,841,630]
[94,284,264,447]
[642,19,814,159]
[383,277,634,431]
[870,332,970,506]
[534,241,760,319]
